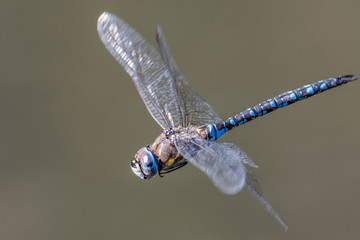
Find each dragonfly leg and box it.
[158,161,188,177]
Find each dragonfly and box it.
[97,12,356,231]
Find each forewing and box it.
[175,134,248,194]
[156,26,222,126]
[97,12,181,129]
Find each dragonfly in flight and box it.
[97,12,356,231]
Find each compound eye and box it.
[130,147,158,179]
[130,158,145,179]
[143,154,152,166]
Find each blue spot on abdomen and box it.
[290,92,297,100]
[270,100,276,108]
[306,86,315,94]
[216,128,226,138]
[208,124,215,139]
[320,82,328,90]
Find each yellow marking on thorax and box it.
[165,153,181,167]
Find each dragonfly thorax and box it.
[130,130,187,180]
[130,146,159,179]
[151,132,180,164]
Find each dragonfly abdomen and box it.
[200,75,356,140]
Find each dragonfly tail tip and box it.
[340,74,357,82]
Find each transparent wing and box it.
[246,170,288,231]
[97,12,221,129]
[155,26,222,126]
[176,131,287,230]
[97,12,180,129]
[175,133,250,194]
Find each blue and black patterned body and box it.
[199,75,356,140]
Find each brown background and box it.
[1,0,359,239]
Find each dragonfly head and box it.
[130,146,159,179]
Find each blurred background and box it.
[1,0,359,239]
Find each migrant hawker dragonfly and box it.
[97,12,357,230]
